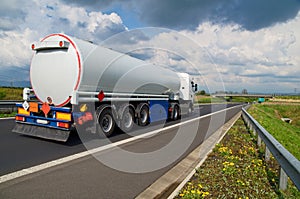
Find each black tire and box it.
[120,107,135,133]
[138,104,149,126]
[188,103,194,114]
[173,105,180,121]
[98,108,115,137]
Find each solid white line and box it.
[0,104,243,184]
[0,117,14,120]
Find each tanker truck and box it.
[13,33,197,142]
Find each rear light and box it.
[31,44,35,50]
[59,41,63,47]
[57,122,70,129]
[18,107,30,115]
[56,112,72,121]
[16,116,25,122]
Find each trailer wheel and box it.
[98,108,115,137]
[120,107,135,133]
[137,104,149,126]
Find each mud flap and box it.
[12,123,70,142]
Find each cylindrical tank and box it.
[30,33,180,106]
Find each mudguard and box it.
[12,123,70,142]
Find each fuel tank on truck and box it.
[30,33,180,106]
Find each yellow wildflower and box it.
[202,192,209,197]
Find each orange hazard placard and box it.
[41,102,51,115]
[29,102,39,113]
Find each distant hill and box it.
[0,80,30,88]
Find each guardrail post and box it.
[257,135,262,147]
[249,124,253,131]
[242,107,300,191]
[252,129,256,136]
[279,167,288,190]
[265,146,271,162]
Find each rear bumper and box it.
[15,103,73,130]
[14,103,73,142]
[13,123,71,142]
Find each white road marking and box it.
[0,104,242,184]
[0,117,15,120]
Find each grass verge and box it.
[0,111,16,118]
[196,96,258,104]
[196,96,226,104]
[176,117,299,198]
[248,104,300,160]
[0,87,23,100]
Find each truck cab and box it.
[177,72,197,115]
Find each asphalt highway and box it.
[0,103,242,198]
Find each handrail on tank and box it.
[71,91,169,105]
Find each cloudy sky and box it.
[0,0,300,93]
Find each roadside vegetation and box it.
[274,96,300,100]
[176,117,299,198]
[0,111,17,118]
[177,98,300,198]
[0,87,22,118]
[0,87,23,100]
[196,95,258,104]
[248,104,300,160]
[196,95,225,104]
[177,118,278,198]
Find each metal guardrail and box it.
[242,107,300,190]
[0,101,22,112]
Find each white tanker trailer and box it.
[14,33,197,141]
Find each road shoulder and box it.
[136,111,242,199]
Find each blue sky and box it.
[0,0,300,93]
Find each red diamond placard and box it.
[97,90,105,102]
[41,102,51,115]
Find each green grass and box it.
[196,96,226,104]
[196,96,259,104]
[229,97,259,103]
[0,111,16,118]
[248,104,300,159]
[0,87,23,100]
[177,118,279,198]
[176,118,300,199]
[275,96,300,100]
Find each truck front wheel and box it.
[98,108,115,137]
[173,105,180,121]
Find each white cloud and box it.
[97,19,300,93]
[0,0,299,93]
[0,0,127,68]
[178,12,300,93]
[0,28,39,67]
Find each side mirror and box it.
[194,84,198,92]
